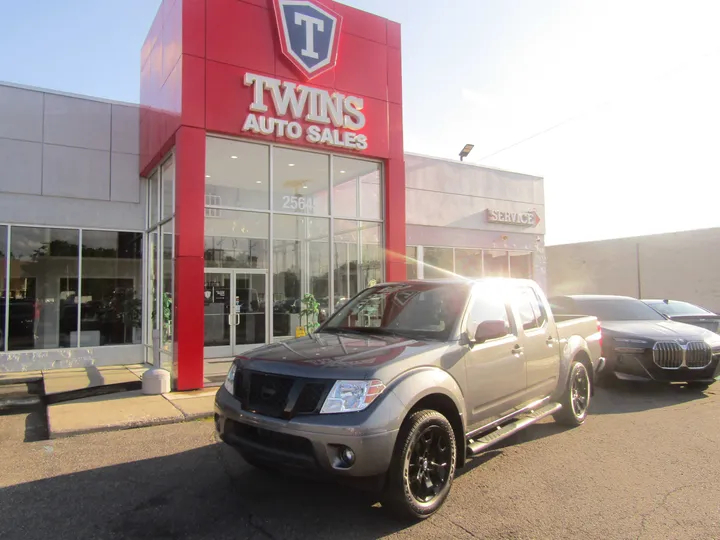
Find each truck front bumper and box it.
[214,386,399,480]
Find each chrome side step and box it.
[466,402,562,455]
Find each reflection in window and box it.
[359,164,382,220]
[406,246,418,280]
[509,252,533,279]
[8,227,79,350]
[273,215,329,339]
[161,222,174,359]
[149,171,159,227]
[455,249,483,278]
[484,250,509,277]
[360,222,382,290]
[333,220,359,309]
[204,210,269,269]
[424,247,454,279]
[0,225,6,351]
[205,137,269,210]
[273,148,329,215]
[148,231,158,347]
[161,157,175,219]
[80,231,143,346]
[332,221,383,314]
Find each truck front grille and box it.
[234,369,331,419]
[652,341,712,370]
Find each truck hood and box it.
[237,331,450,380]
[601,320,717,342]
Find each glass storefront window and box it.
[204,210,269,269]
[8,227,79,350]
[147,231,158,351]
[509,252,533,279]
[360,221,382,289]
[80,231,143,346]
[455,249,483,278]
[332,158,358,218]
[484,250,509,277]
[0,225,6,351]
[161,221,174,357]
[205,137,269,210]
[424,247,454,279]
[333,220,359,308]
[161,157,174,220]
[406,246,418,280]
[273,215,329,339]
[148,171,159,228]
[359,164,382,220]
[273,148,329,215]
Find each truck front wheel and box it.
[384,409,457,520]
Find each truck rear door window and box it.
[516,287,547,331]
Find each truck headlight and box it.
[224,363,237,395]
[320,380,385,414]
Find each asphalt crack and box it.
[636,481,714,540]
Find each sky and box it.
[2,0,719,245]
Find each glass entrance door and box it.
[204,269,267,358]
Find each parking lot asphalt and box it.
[2,381,720,540]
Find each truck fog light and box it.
[340,447,356,466]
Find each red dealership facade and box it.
[140,0,406,390]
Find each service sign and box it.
[486,208,541,227]
[242,73,368,151]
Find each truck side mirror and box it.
[474,320,510,344]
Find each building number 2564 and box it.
[282,195,314,211]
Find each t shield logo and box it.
[273,0,343,80]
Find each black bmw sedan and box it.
[550,295,720,389]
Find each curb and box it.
[48,409,215,439]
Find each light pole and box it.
[459,144,474,162]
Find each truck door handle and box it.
[546,336,555,347]
[512,345,524,355]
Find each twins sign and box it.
[273,0,343,80]
[242,2,367,151]
[242,73,368,151]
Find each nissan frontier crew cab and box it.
[215,279,603,519]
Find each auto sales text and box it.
[242,73,368,151]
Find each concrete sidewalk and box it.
[47,387,218,439]
[1,362,226,439]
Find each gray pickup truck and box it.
[215,278,603,519]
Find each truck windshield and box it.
[321,282,469,341]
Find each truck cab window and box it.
[517,287,547,330]
[467,290,512,335]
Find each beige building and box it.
[546,227,720,313]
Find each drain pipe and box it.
[142,329,171,394]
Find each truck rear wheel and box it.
[384,409,457,520]
[554,361,591,426]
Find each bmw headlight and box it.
[224,363,237,394]
[320,380,386,414]
[705,337,720,350]
[614,337,650,345]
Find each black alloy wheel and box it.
[385,409,457,520]
[571,365,590,418]
[407,425,452,503]
[555,361,591,426]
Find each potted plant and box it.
[300,293,321,335]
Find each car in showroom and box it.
[550,294,720,388]
[642,299,720,334]
[215,279,602,519]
